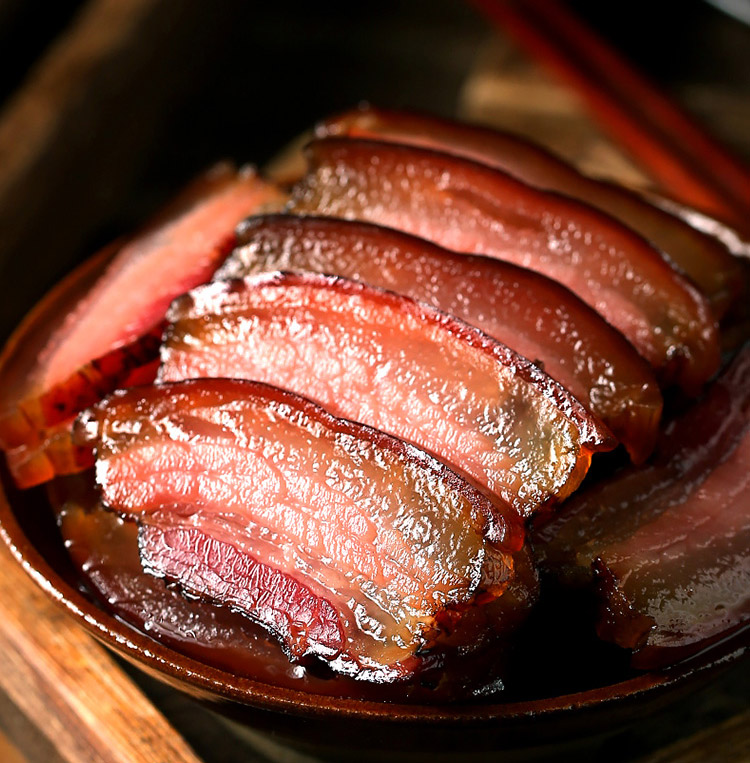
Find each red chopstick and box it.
[470,0,750,232]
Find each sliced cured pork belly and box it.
[75,379,532,683]
[0,245,118,452]
[58,493,537,700]
[158,273,614,519]
[289,138,719,393]
[0,165,285,464]
[6,419,96,487]
[534,347,750,586]
[535,347,750,667]
[316,107,743,317]
[0,326,163,451]
[595,450,750,668]
[648,194,750,260]
[219,214,661,462]
[59,500,304,684]
[1,328,162,488]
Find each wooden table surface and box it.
[0,2,747,760]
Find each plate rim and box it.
[0,480,746,726]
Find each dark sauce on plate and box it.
[48,471,638,705]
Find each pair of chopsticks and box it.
[470,0,750,234]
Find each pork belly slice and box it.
[59,501,295,683]
[534,346,750,587]
[158,274,614,518]
[289,138,719,393]
[58,496,537,699]
[5,418,96,487]
[0,165,286,458]
[595,433,750,668]
[316,107,743,317]
[219,214,661,463]
[0,326,163,453]
[534,347,750,667]
[648,194,750,260]
[75,379,526,682]
[2,333,161,488]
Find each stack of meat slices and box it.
[74,380,534,685]
[0,164,286,486]
[535,345,750,668]
[3,107,748,696]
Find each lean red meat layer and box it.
[158,273,614,519]
[289,138,719,393]
[219,214,661,462]
[317,107,743,317]
[75,379,530,682]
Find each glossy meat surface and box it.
[5,419,95,487]
[596,437,750,667]
[59,500,310,683]
[57,496,537,700]
[159,274,614,518]
[76,379,525,681]
[290,138,719,393]
[649,194,750,260]
[220,214,661,462]
[139,522,349,664]
[0,326,163,452]
[535,347,750,666]
[2,335,160,488]
[0,165,285,457]
[535,347,750,586]
[318,107,743,317]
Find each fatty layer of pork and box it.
[1,328,162,487]
[74,379,533,683]
[0,165,285,487]
[314,106,743,317]
[6,418,96,487]
[158,273,615,519]
[289,138,719,393]
[57,494,536,700]
[535,347,750,667]
[219,215,662,463]
[647,195,750,260]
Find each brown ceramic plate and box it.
[0,252,747,760]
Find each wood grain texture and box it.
[458,35,652,188]
[0,726,29,763]
[0,533,202,763]
[0,4,746,762]
[0,686,65,763]
[636,710,750,763]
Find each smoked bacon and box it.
[316,107,743,317]
[75,379,533,683]
[0,166,285,487]
[289,138,719,393]
[158,273,615,518]
[220,214,661,462]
